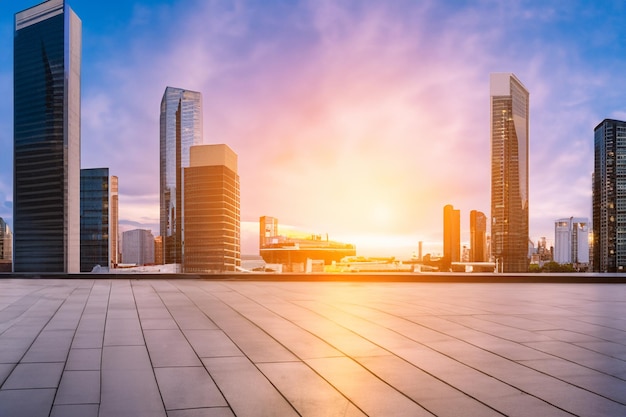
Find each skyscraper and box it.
[80,169,117,272]
[160,87,203,268]
[490,73,529,273]
[470,210,487,262]
[0,217,12,262]
[554,217,589,267]
[443,204,460,263]
[593,119,626,272]
[110,175,119,266]
[14,0,81,272]
[183,144,240,272]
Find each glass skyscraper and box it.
[490,73,529,273]
[593,119,626,272]
[160,87,203,268]
[80,168,116,272]
[14,0,81,273]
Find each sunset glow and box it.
[2,0,626,258]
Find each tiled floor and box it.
[0,278,625,417]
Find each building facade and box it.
[80,169,117,272]
[470,210,487,262]
[490,73,529,273]
[443,204,460,263]
[121,229,155,266]
[554,217,589,267]
[160,87,203,268]
[13,0,81,272]
[110,175,119,267]
[593,119,626,272]
[183,144,240,272]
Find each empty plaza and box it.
[0,277,624,417]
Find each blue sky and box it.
[1,0,626,257]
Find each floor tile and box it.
[202,356,300,417]
[0,388,56,417]
[155,366,227,410]
[2,362,64,389]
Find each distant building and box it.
[554,218,589,267]
[183,144,240,272]
[122,229,155,266]
[593,119,626,271]
[80,169,117,272]
[160,87,203,268]
[469,210,487,262]
[154,236,163,265]
[490,73,529,272]
[0,218,12,271]
[13,0,81,273]
[259,217,356,272]
[260,216,279,248]
[111,176,119,266]
[443,205,460,262]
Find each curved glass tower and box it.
[160,87,203,267]
[14,0,81,272]
[490,73,529,273]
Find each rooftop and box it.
[0,277,624,416]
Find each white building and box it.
[554,217,589,266]
[121,229,155,266]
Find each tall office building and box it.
[470,210,487,262]
[555,217,589,266]
[160,87,203,268]
[13,0,81,273]
[0,218,12,262]
[490,73,529,273]
[443,204,460,263]
[110,175,119,266]
[183,144,240,272]
[80,169,117,272]
[593,119,626,272]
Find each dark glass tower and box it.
[490,73,529,273]
[14,0,81,272]
[160,87,203,269]
[80,168,111,272]
[593,119,626,272]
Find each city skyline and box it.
[2,1,626,258]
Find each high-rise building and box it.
[443,204,460,263]
[490,73,529,273]
[470,210,487,262]
[555,217,589,266]
[183,144,240,272]
[0,217,12,262]
[13,0,81,273]
[80,169,117,272]
[593,119,626,272]
[160,87,203,269]
[122,229,155,266]
[110,175,119,266]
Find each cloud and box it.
[12,0,619,256]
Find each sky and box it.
[1,0,626,258]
